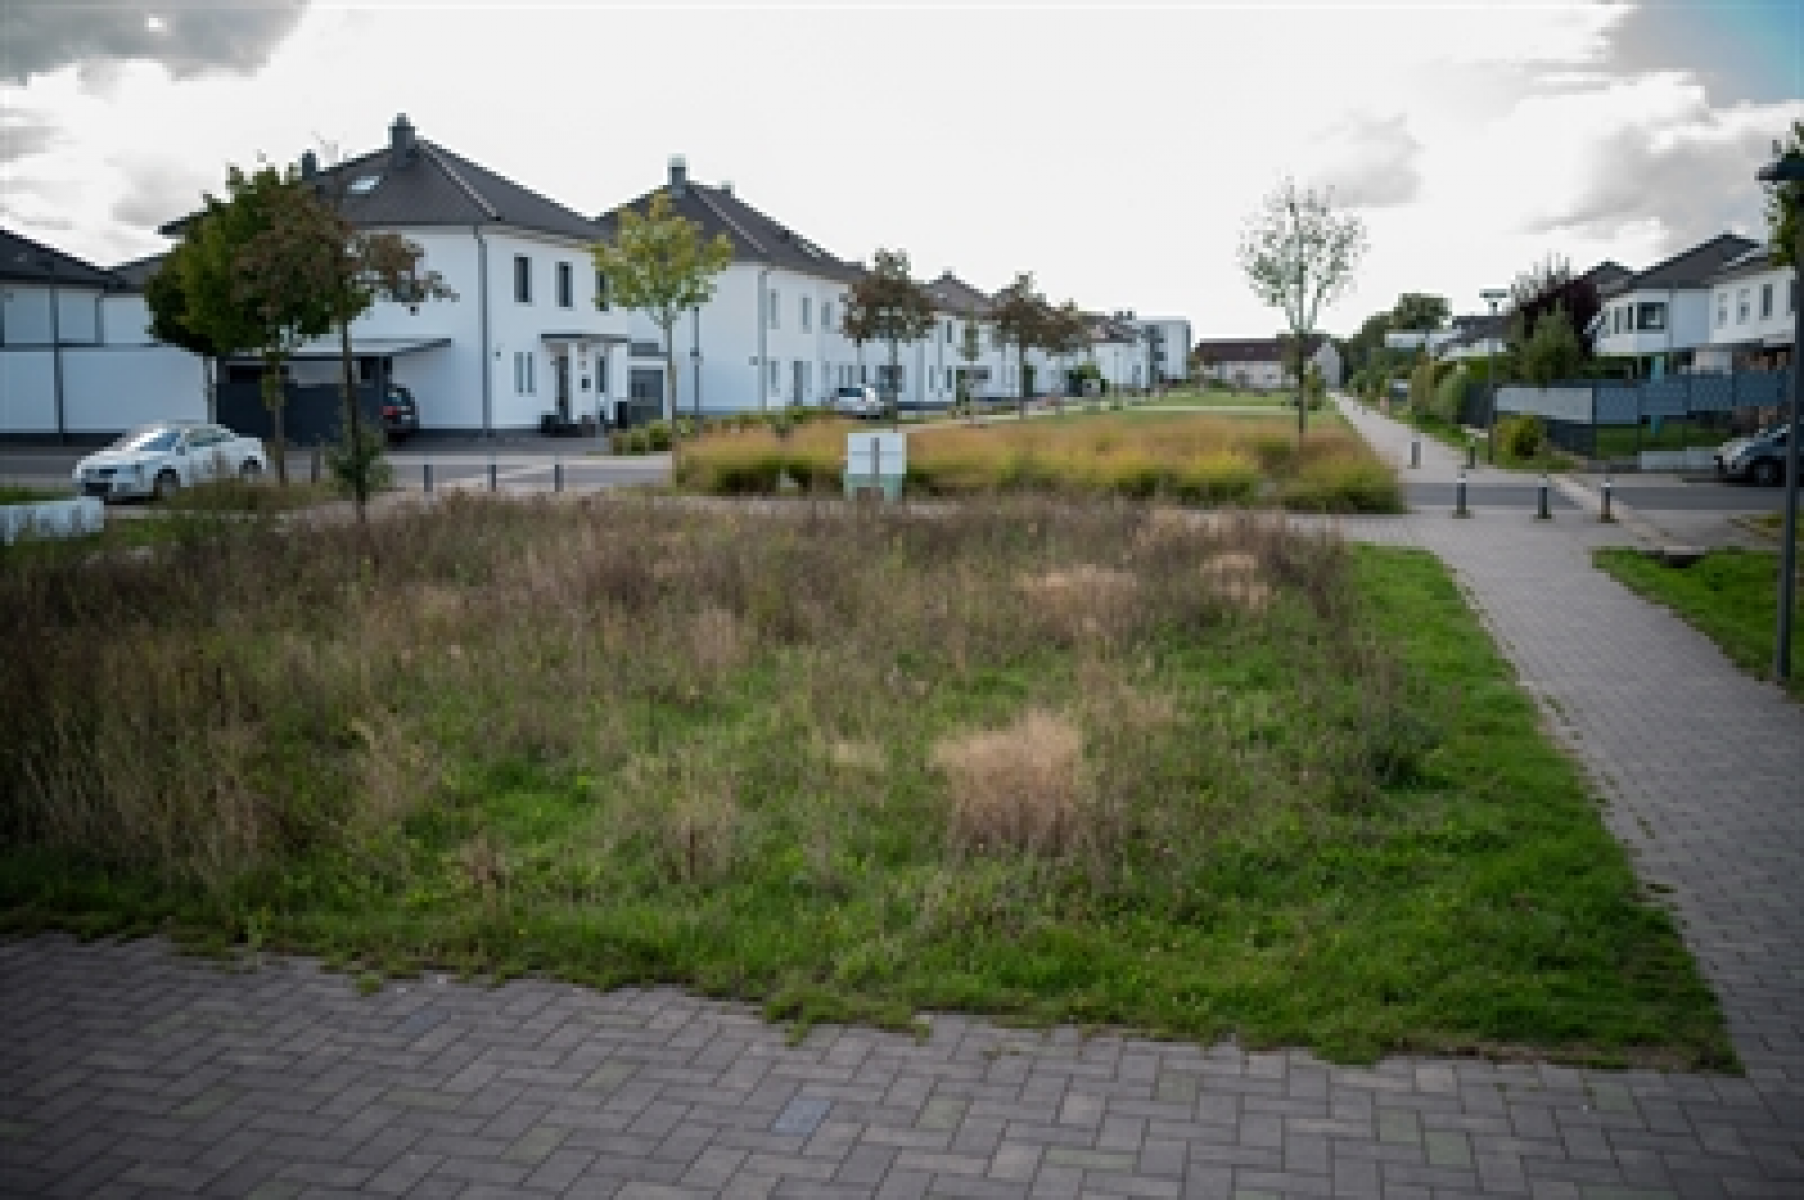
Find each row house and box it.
[2,116,1171,438]
[1191,336,1342,390]
[1696,244,1797,373]
[1590,233,1762,377]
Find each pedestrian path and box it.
[3,414,1802,1197]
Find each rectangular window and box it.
[514,255,531,304]
[944,320,953,344]
[991,326,1002,350]
[557,262,573,309]
[769,289,779,329]
[768,359,780,394]
[1737,287,1750,323]
[1761,283,1773,320]
[800,296,811,331]
[594,270,610,310]
[1716,296,1727,327]
[1637,302,1665,331]
[822,302,832,332]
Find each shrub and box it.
[1497,414,1546,460]
[646,421,673,452]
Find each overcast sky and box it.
[3,0,1800,338]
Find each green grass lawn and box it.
[1594,546,1802,699]
[1137,389,1292,408]
[0,484,75,504]
[1405,410,1576,471]
[0,497,1729,1067]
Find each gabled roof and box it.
[160,115,601,244]
[0,227,129,289]
[109,252,168,291]
[1582,260,1634,295]
[1706,244,1790,285]
[923,271,993,315]
[1442,312,1507,348]
[1191,336,1325,363]
[595,166,863,283]
[1614,233,1760,294]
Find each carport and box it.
[218,337,451,446]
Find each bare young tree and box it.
[1237,177,1367,441]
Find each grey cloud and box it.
[1526,122,1777,255]
[1603,2,1799,107]
[0,112,63,164]
[1304,114,1423,209]
[1,1,309,85]
[109,156,218,231]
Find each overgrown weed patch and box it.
[0,494,1726,1066]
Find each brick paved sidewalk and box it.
[4,427,1802,1196]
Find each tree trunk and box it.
[262,355,288,486]
[660,320,678,432]
[888,339,901,429]
[339,318,367,523]
[1295,337,1307,444]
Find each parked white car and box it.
[831,385,882,419]
[73,421,269,502]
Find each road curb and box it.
[1551,473,1666,545]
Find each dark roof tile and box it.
[595,180,863,283]
[0,227,127,289]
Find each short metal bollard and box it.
[1454,470,1470,518]
[1536,473,1552,520]
[553,459,564,493]
[423,461,433,493]
[1410,437,1421,469]
[1466,441,1477,470]
[1600,473,1614,523]
[488,455,498,492]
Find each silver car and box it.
[831,385,882,419]
[73,421,269,502]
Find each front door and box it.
[554,354,572,422]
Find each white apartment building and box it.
[1696,244,1797,373]
[1592,233,1759,377]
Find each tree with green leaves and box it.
[1042,300,1091,403]
[295,155,456,520]
[1518,302,1585,387]
[1766,119,1803,267]
[1237,176,1368,441]
[1389,293,1449,338]
[590,191,733,426]
[989,272,1051,417]
[189,162,337,485]
[143,233,259,426]
[840,248,936,426]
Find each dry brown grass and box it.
[1200,551,1273,614]
[932,708,1089,857]
[1018,564,1142,642]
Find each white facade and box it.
[1136,318,1192,383]
[280,226,630,434]
[0,267,206,439]
[1593,288,1713,365]
[1697,262,1797,372]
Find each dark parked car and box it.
[382,385,420,443]
[1715,423,1791,486]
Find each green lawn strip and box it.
[1593,547,1802,699]
[0,484,75,504]
[1592,423,1732,458]
[1403,410,1576,472]
[1138,390,1291,409]
[0,511,1727,1067]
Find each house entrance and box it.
[553,354,571,422]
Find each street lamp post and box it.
[1481,288,1509,464]
[1756,151,1803,683]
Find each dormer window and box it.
[348,175,382,195]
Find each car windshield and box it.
[107,426,182,453]
[837,387,865,398]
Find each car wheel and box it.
[153,470,180,502]
[239,459,263,482]
[1750,459,1783,487]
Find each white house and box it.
[1697,244,1797,373]
[595,159,874,419]
[1592,233,1758,378]
[151,114,631,438]
[1134,317,1192,384]
[0,228,205,441]
[1193,336,1340,390]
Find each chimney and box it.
[668,154,687,197]
[390,113,416,167]
[300,150,318,180]
[720,180,733,196]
